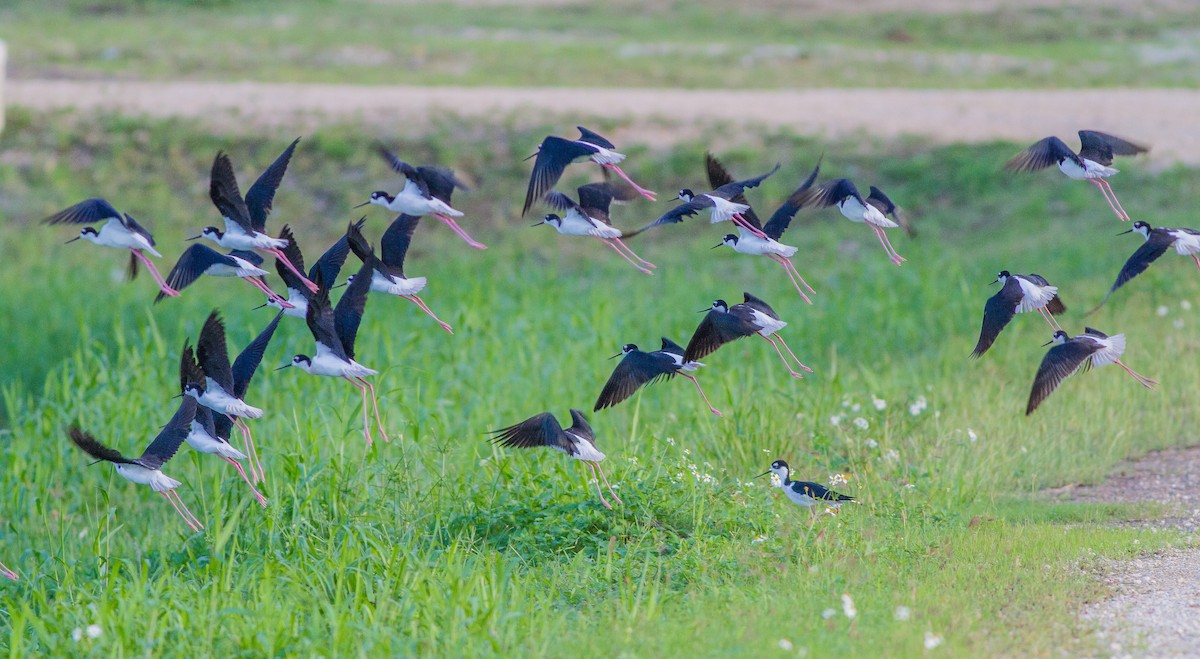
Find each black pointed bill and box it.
[274,363,292,371]
[353,201,371,209]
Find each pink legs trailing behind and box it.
[221,455,268,507]
[267,247,319,293]
[1192,254,1200,274]
[231,416,265,483]
[677,372,722,416]
[1114,360,1158,389]
[596,238,653,275]
[609,237,656,269]
[1037,306,1063,331]
[759,334,812,378]
[585,461,622,509]
[343,376,389,446]
[765,253,814,304]
[356,377,390,444]
[731,213,770,240]
[435,213,488,250]
[243,277,294,309]
[130,249,179,297]
[601,163,656,201]
[1089,179,1130,221]
[403,294,454,334]
[160,490,203,532]
[869,225,906,266]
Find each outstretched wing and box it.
[68,426,134,465]
[762,158,822,240]
[41,198,122,225]
[1094,232,1174,309]
[1026,340,1103,415]
[416,166,465,205]
[334,258,375,361]
[310,224,356,285]
[522,136,597,217]
[706,152,762,230]
[971,278,1024,358]
[274,225,309,293]
[197,310,235,392]
[713,163,780,199]
[209,152,253,233]
[245,137,300,232]
[683,310,757,363]
[138,397,198,469]
[305,270,347,361]
[1077,130,1148,166]
[635,198,711,233]
[795,178,860,209]
[575,126,615,149]
[231,311,283,398]
[1004,136,1080,172]
[380,214,421,274]
[594,350,677,411]
[576,183,618,218]
[489,412,567,450]
[155,244,222,303]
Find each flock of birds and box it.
[0,125,1181,581]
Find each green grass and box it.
[4,1,1200,88]
[1,111,1198,655]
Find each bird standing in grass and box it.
[522,126,656,216]
[971,270,1066,358]
[1005,130,1148,221]
[68,397,203,533]
[685,293,812,378]
[489,409,621,509]
[594,338,720,416]
[1026,328,1157,415]
[759,460,855,513]
[1090,221,1200,312]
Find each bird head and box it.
[711,299,729,313]
[189,227,221,241]
[610,343,637,359]
[355,191,393,209]
[714,234,738,249]
[676,189,694,202]
[993,270,1011,284]
[1042,330,1069,347]
[533,213,561,228]
[280,354,312,373]
[182,381,206,400]
[66,227,100,244]
[1127,221,1151,239]
[757,459,790,484]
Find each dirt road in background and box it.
[8,80,1200,164]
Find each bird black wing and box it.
[971,277,1024,358]
[209,152,254,233]
[194,404,218,441]
[231,311,283,399]
[212,411,234,441]
[335,258,375,361]
[797,178,861,209]
[274,225,309,294]
[636,198,712,233]
[575,126,615,149]
[1026,339,1103,415]
[416,166,464,205]
[245,137,300,232]
[1096,232,1174,308]
[1004,136,1080,172]
[566,409,595,444]
[1077,130,1148,166]
[576,183,618,218]
[489,411,568,450]
[310,224,355,285]
[180,340,205,393]
[197,311,236,393]
[155,244,226,303]
[41,198,122,225]
[346,218,391,280]
[712,163,781,200]
[522,135,597,217]
[69,426,135,465]
[659,337,686,357]
[706,152,762,230]
[543,190,582,213]
[762,159,822,240]
[684,310,758,363]
[1025,273,1067,315]
[790,481,854,502]
[741,291,780,319]
[377,146,427,196]
[380,214,421,274]
[138,397,198,469]
[305,271,348,361]
[594,349,679,411]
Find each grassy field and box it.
[4,0,1200,88]
[0,109,1197,655]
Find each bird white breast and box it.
[749,309,787,336]
[307,349,377,378]
[114,463,181,492]
[200,383,263,419]
[1170,231,1200,255]
[185,423,247,459]
[272,293,308,318]
[1081,159,1119,178]
[783,487,818,508]
[566,433,606,462]
[706,196,749,223]
[93,221,146,251]
[392,180,464,217]
[371,271,427,296]
[1014,278,1057,313]
[588,145,625,166]
[554,211,601,236]
[732,233,797,257]
[1087,333,1126,368]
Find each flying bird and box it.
[536,181,656,275]
[594,338,720,416]
[971,270,1066,358]
[759,460,856,513]
[797,178,907,266]
[1005,130,1148,221]
[638,163,780,238]
[1090,221,1200,312]
[522,126,656,216]
[68,397,203,533]
[1026,328,1157,415]
[155,243,289,307]
[685,293,811,378]
[345,215,453,334]
[359,146,484,250]
[261,223,353,318]
[489,409,621,509]
[42,198,178,297]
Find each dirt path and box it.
[1048,446,1200,657]
[8,79,1200,165]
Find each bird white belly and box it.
[200,383,263,419]
[1015,278,1057,313]
[371,272,427,296]
[837,197,868,223]
[707,196,749,223]
[308,353,378,378]
[783,488,817,508]
[749,309,787,336]
[1082,158,1118,179]
[589,145,626,166]
[1088,333,1126,368]
[568,438,606,462]
[115,464,181,492]
[1171,231,1200,255]
[185,424,247,459]
[556,213,600,237]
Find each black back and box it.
[800,178,863,209]
[522,135,599,217]
[683,306,759,363]
[1004,136,1080,172]
[712,163,781,200]
[1026,337,1104,415]
[139,397,199,469]
[971,277,1024,359]
[594,348,679,411]
[740,292,780,320]
[155,244,240,303]
[489,409,595,454]
[576,126,615,149]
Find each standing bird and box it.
[712,158,822,302]
[594,338,720,416]
[1026,328,1157,415]
[155,243,290,307]
[489,409,621,509]
[522,126,656,216]
[188,310,282,483]
[279,255,388,446]
[1005,130,1148,221]
[536,182,656,275]
[67,397,204,533]
[359,146,484,250]
[1090,221,1200,312]
[194,142,316,292]
[345,215,453,334]
[685,293,811,378]
[797,179,907,265]
[758,460,855,513]
[971,270,1066,358]
[261,223,353,318]
[638,164,780,239]
[42,198,178,297]
[181,344,268,507]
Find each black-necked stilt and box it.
[489,409,621,509]
[1090,221,1200,312]
[0,561,15,581]
[1026,327,1157,415]
[1005,130,1148,221]
[195,141,317,291]
[594,338,720,416]
[68,397,204,533]
[43,198,179,297]
[758,460,855,513]
[188,310,282,483]
[156,243,289,306]
[712,158,822,302]
[359,146,484,250]
[798,178,907,265]
[521,126,656,216]
[536,182,656,275]
[279,252,388,446]
[345,215,453,334]
[637,163,780,238]
[181,336,269,507]
[971,270,1066,358]
[684,293,811,378]
[261,223,353,318]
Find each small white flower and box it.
[86,625,101,639]
[1157,305,1169,317]
[904,483,916,489]
[853,417,869,430]
[841,400,850,408]
[752,535,768,544]
[894,605,911,621]
[683,448,691,455]
[884,449,900,463]
[830,414,844,426]
[841,593,857,619]
[1174,319,1185,329]
[872,397,887,411]
[478,458,489,466]
[924,632,944,650]
[864,439,879,449]
[666,437,676,446]
[769,473,782,487]
[1182,300,1192,310]
[851,403,861,412]
[627,456,639,464]
[72,628,83,642]
[821,608,836,620]
[829,473,849,486]
[778,639,794,651]
[761,448,771,453]
[967,428,977,443]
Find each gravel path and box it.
[8,80,1200,165]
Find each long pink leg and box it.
[760,334,804,378]
[1192,254,1200,274]
[1089,180,1125,220]
[130,250,179,296]
[584,462,613,509]
[1101,180,1132,220]
[1094,179,1128,220]
[678,372,722,416]
[403,294,453,334]
[1038,306,1063,331]
[1114,360,1158,388]
[594,462,622,505]
[343,376,372,446]
[773,334,813,372]
[435,214,487,250]
[875,226,906,264]
[167,490,204,530]
[160,491,201,532]
[610,237,655,268]
[779,256,816,294]
[732,214,770,239]
[232,416,264,483]
[766,254,812,304]
[356,377,390,443]
[243,277,294,309]
[0,561,18,580]
[602,163,656,201]
[597,238,652,275]
[221,455,268,507]
[268,247,318,292]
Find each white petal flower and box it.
[778,639,794,651]
[853,417,869,430]
[821,608,836,620]
[86,625,102,639]
[1182,300,1192,310]
[830,414,844,426]
[1157,305,1169,317]
[752,535,768,544]
[884,449,900,463]
[967,428,977,443]
[872,397,887,410]
[864,439,878,448]
[72,628,83,642]
[829,473,849,486]
[894,605,911,621]
[924,632,944,650]
[851,403,861,412]
[841,593,857,619]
